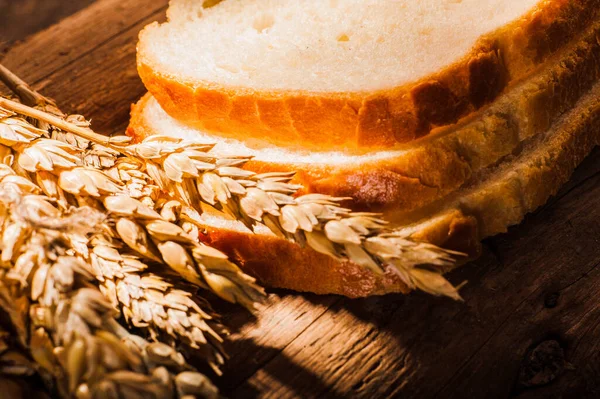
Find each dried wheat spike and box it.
[0,170,219,399]
[0,60,464,300]
[91,238,228,375]
[57,121,464,299]
[0,92,463,299]
[0,108,263,373]
[126,135,464,299]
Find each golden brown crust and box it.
[129,80,600,297]
[138,0,600,152]
[198,81,600,297]
[130,25,600,221]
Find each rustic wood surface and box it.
[0,0,96,54]
[2,1,600,398]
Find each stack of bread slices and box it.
[129,0,600,297]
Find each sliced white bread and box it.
[128,80,600,296]
[129,22,600,222]
[138,0,598,151]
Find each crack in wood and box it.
[557,259,600,294]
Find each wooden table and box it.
[3,1,600,398]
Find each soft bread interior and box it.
[136,22,600,169]
[140,0,539,92]
[137,14,600,158]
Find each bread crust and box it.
[197,82,600,297]
[130,25,600,221]
[200,210,480,297]
[129,81,600,296]
[138,0,599,151]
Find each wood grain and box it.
[2,1,600,398]
[0,0,96,54]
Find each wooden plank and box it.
[437,154,600,398]
[3,1,600,397]
[1,0,168,87]
[217,293,340,392]
[229,153,600,398]
[26,14,164,134]
[0,0,169,135]
[0,0,96,54]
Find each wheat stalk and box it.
[1,63,465,298]
[0,93,464,300]
[0,172,219,398]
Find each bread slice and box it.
[130,23,600,221]
[138,0,598,151]
[128,78,600,296]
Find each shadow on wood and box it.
[220,338,348,399]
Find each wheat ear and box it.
[0,95,464,300]
[0,63,464,299]
[0,171,219,398]
[0,108,266,375]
